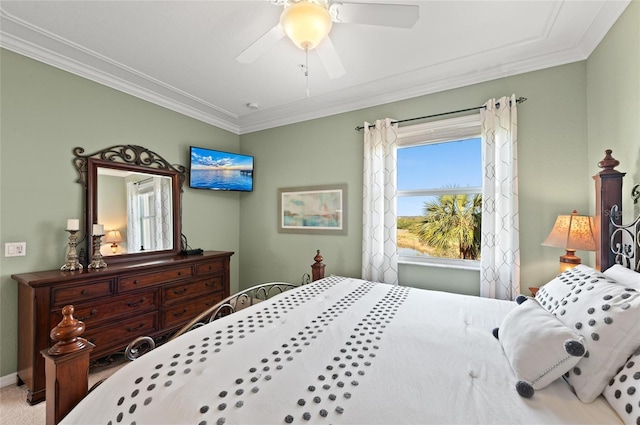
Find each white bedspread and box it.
[62,276,621,424]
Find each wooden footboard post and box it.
[40,305,94,425]
[593,150,625,271]
[311,250,325,281]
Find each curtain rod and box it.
[355,96,527,131]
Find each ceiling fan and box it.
[236,0,420,80]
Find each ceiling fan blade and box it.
[329,2,419,28]
[316,36,345,79]
[236,24,285,63]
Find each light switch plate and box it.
[5,242,26,257]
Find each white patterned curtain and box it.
[153,177,173,250]
[480,95,520,300]
[126,181,141,253]
[362,118,399,285]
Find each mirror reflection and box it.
[97,167,173,256]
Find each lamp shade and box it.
[280,0,332,50]
[104,230,123,244]
[542,211,596,252]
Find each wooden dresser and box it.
[12,250,233,405]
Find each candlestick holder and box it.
[61,230,83,271]
[88,234,107,269]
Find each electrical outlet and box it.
[5,242,26,257]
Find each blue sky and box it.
[191,146,253,171]
[397,138,481,216]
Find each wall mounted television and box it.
[189,146,254,192]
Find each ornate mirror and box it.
[73,145,186,263]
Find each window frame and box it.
[396,113,482,270]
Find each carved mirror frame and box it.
[73,145,187,264]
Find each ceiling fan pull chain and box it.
[305,46,310,98]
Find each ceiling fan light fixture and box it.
[280,0,332,50]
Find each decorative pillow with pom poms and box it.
[496,298,586,398]
[535,265,611,314]
[604,347,640,425]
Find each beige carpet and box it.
[0,360,126,425]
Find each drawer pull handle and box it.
[177,271,182,276]
[78,309,97,321]
[205,282,216,288]
[173,288,187,295]
[126,323,146,333]
[126,298,146,308]
[81,289,89,295]
[133,280,139,285]
[172,309,188,318]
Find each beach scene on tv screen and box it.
[190,147,253,191]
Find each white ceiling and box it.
[0,0,630,135]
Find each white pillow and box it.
[603,264,640,289]
[603,346,640,425]
[553,278,640,403]
[535,265,610,314]
[496,299,586,398]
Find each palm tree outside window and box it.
[396,114,482,269]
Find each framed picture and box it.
[278,184,347,235]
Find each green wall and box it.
[0,50,241,377]
[239,1,638,295]
[1,0,638,381]
[240,62,591,294]
[587,0,640,222]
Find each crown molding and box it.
[237,0,630,134]
[0,8,241,134]
[1,1,630,135]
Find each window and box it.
[396,114,482,269]
[137,181,157,251]
[127,176,173,253]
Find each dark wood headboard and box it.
[593,149,640,272]
[593,149,625,271]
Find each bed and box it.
[56,150,639,425]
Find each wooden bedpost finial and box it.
[311,250,325,282]
[597,149,620,174]
[48,305,89,355]
[314,249,323,264]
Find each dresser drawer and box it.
[163,276,224,304]
[51,279,113,306]
[196,259,225,276]
[12,251,233,406]
[118,266,193,292]
[85,312,158,351]
[162,292,225,328]
[51,291,157,327]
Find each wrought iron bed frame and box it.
[608,204,640,272]
[124,281,301,360]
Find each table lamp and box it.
[104,229,123,254]
[542,210,596,273]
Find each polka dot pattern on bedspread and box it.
[104,276,351,425]
[281,284,410,423]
